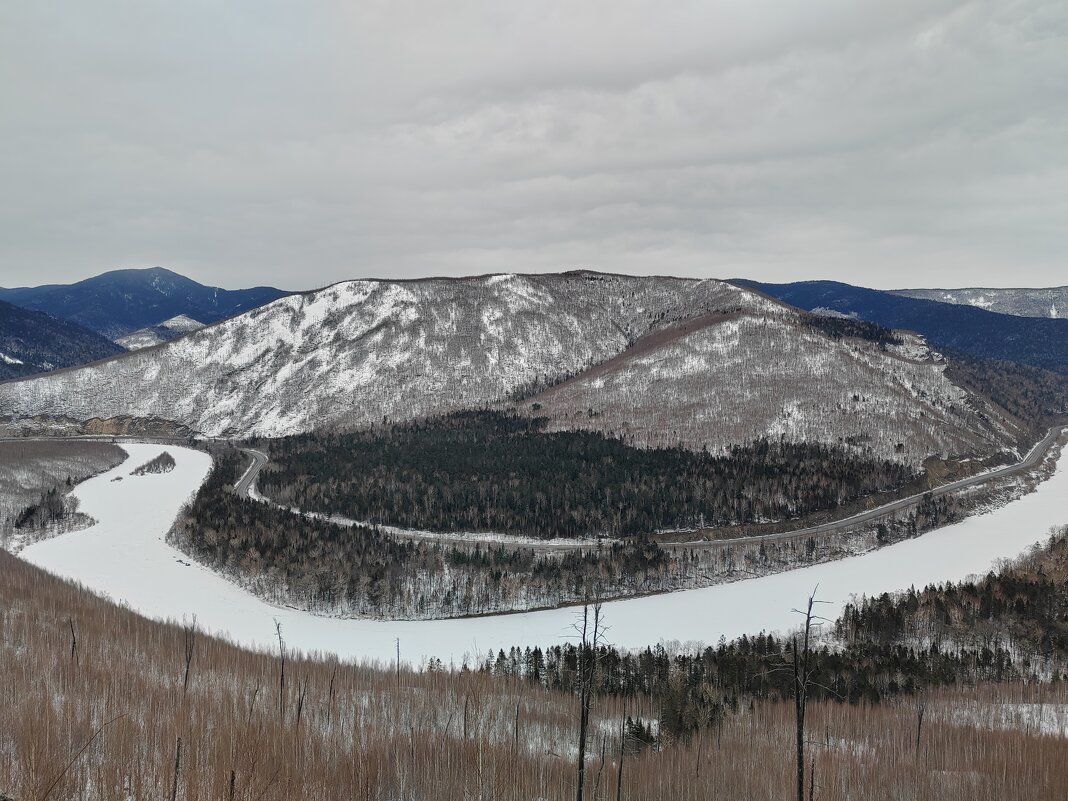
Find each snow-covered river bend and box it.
[21,443,1068,666]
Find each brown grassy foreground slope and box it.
[2,549,1068,800]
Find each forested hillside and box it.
[0,272,1024,470]
[256,411,915,539]
[0,300,124,379]
[941,351,1068,439]
[893,286,1068,319]
[735,279,1068,375]
[171,448,677,618]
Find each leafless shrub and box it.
[2,549,1068,800]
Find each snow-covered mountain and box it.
[0,272,1024,466]
[517,316,1017,468]
[892,287,1068,319]
[115,314,205,350]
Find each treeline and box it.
[836,526,1068,664]
[478,632,1018,742]
[171,448,675,618]
[800,314,902,347]
[485,528,1068,743]
[13,483,73,530]
[256,412,914,539]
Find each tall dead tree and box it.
[182,615,197,696]
[68,618,77,665]
[791,588,825,801]
[575,602,604,801]
[275,621,286,724]
[170,736,182,801]
[915,698,926,757]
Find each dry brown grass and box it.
[3,548,1068,800]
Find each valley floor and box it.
[18,441,1068,666]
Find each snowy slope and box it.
[115,314,205,350]
[520,315,1019,467]
[893,287,1068,319]
[20,443,1068,665]
[0,272,1023,464]
[0,273,774,437]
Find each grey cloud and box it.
[0,1,1065,290]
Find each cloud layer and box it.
[1,1,1065,289]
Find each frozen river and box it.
[21,443,1068,666]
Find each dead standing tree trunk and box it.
[792,588,826,801]
[575,602,604,801]
[275,621,286,724]
[68,618,77,665]
[182,615,197,696]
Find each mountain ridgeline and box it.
[0,272,1042,470]
[892,286,1068,319]
[0,266,289,339]
[734,279,1068,375]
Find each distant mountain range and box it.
[0,300,124,380]
[0,272,1039,468]
[892,287,1067,319]
[733,280,1068,375]
[0,267,290,339]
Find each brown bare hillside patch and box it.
[2,549,1068,799]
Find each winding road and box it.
[233,426,1064,553]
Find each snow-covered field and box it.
[20,443,1068,667]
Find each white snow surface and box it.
[0,273,1026,465]
[2,274,774,438]
[160,314,204,332]
[19,443,1068,667]
[893,286,1068,319]
[939,703,1068,738]
[114,330,166,350]
[114,314,206,350]
[0,352,24,365]
[526,315,1017,466]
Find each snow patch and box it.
[18,442,1068,666]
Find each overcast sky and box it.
[1,1,1065,291]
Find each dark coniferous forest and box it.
[170,448,675,618]
[488,527,1068,741]
[256,411,915,538]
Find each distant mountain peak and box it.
[0,267,290,339]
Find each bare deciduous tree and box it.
[791,587,829,801]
